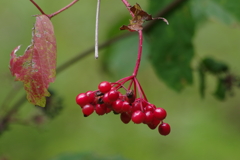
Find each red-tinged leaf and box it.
[120,3,168,32]
[10,15,56,107]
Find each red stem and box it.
[30,0,46,15]
[48,0,79,19]
[121,0,134,17]
[134,77,148,101]
[132,30,143,76]
[121,0,143,77]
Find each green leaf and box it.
[191,0,240,24]
[214,78,226,100]
[50,152,129,160]
[198,66,206,98]
[101,34,149,78]
[202,58,229,74]
[40,89,63,119]
[147,2,195,91]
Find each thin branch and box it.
[30,0,46,15]
[48,0,79,19]
[95,0,101,59]
[121,0,134,17]
[56,32,133,73]
[0,94,26,134]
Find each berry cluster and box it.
[76,80,171,136]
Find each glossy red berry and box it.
[112,100,123,113]
[82,104,94,117]
[148,118,161,130]
[108,90,119,101]
[76,93,89,107]
[86,91,95,103]
[132,101,141,112]
[158,122,171,136]
[154,108,167,120]
[95,104,105,115]
[145,104,156,112]
[98,81,111,93]
[122,101,131,112]
[131,110,145,124]
[105,107,112,114]
[144,111,154,124]
[120,112,131,124]
[102,93,112,105]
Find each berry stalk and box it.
[30,0,79,19]
[48,0,79,18]
[121,0,143,77]
[132,30,143,77]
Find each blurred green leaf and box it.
[101,34,149,78]
[191,0,240,24]
[50,152,129,160]
[40,89,63,119]
[198,65,206,98]
[202,58,229,74]
[214,78,226,100]
[147,2,195,91]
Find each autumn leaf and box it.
[10,15,57,107]
[120,3,168,31]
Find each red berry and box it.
[82,104,94,117]
[144,111,154,124]
[108,90,119,101]
[132,101,141,112]
[119,93,127,101]
[154,108,167,120]
[105,107,112,114]
[122,101,131,112]
[148,118,161,130]
[76,93,89,107]
[131,110,145,124]
[112,100,123,113]
[95,104,105,115]
[86,91,95,103]
[98,81,111,93]
[158,122,171,136]
[145,104,156,112]
[120,112,131,124]
[102,93,112,105]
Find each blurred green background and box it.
[0,0,240,160]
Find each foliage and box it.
[50,152,129,160]
[1,0,240,160]
[9,15,56,107]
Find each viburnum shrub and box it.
[76,0,171,136]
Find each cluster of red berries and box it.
[76,81,171,136]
